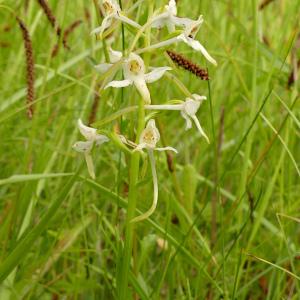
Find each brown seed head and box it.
[37,0,61,37]
[167,50,209,80]
[16,17,35,119]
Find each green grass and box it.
[0,0,299,299]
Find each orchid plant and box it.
[74,0,217,223]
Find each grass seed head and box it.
[16,16,35,119]
[167,50,209,80]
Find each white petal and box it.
[144,67,172,83]
[78,119,97,141]
[73,141,93,153]
[104,79,133,89]
[109,48,122,63]
[172,16,194,27]
[95,135,110,146]
[192,94,207,102]
[94,63,113,73]
[146,119,159,136]
[180,36,217,66]
[133,78,151,104]
[155,146,178,153]
[115,13,142,29]
[166,0,177,15]
[184,99,200,116]
[191,115,210,143]
[84,152,96,179]
[181,111,192,129]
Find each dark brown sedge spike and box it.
[16,17,35,119]
[62,20,82,50]
[51,43,59,57]
[167,50,209,80]
[51,20,82,57]
[259,0,275,10]
[37,0,61,37]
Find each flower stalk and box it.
[130,149,158,223]
[118,98,145,300]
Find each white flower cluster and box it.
[73,0,217,222]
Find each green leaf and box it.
[0,173,74,186]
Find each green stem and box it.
[118,99,145,300]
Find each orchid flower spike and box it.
[150,0,194,33]
[99,51,171,104]
[130,119,177,223]
[140,16,217,66]
[73,119,109,179]
[90,0,141,37]
[181,94,210,143]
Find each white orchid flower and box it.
[134,119,178,153]
[73,119,109,179]
[180,95,210,143]
[120,119,177,223]
[150,0,194,32]
[90,0,141,37]
[139,16,217,66]
[145,94,210,143]
[97,50,171,104]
